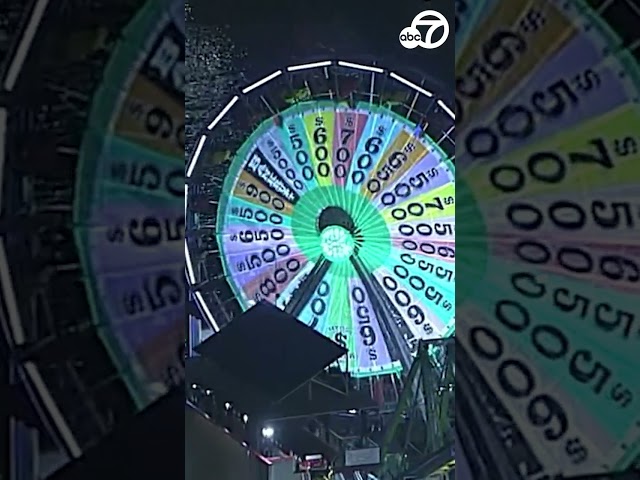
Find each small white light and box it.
[261,426,274,438]
[241,70,282,94]
[242,414,249,423]
[286,60,332,72]
[186,134,207,178]
[348,409,357,414]
[205,389,211,395]
[185,241,197,285]
[191,383,197,389]
[437,99,455,120]
[194,291,221,332]
[389,72,433,97]
[225,402,232,410]
[207,95,239,130]
[337,60,384,73]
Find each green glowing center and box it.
[320,226,355,262]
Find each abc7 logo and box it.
[399,10,450,49]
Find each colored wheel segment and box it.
[73,0,185,407]
[457,0,640,475]
[217,100,455,378]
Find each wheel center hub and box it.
[320,225,355,262]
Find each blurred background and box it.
[1,0,183,478]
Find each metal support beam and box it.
[380,347,422,455]
[380,338,455,478]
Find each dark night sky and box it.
[189,0,455,98]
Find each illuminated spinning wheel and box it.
[187,61,455,378]
[456,0,640,476]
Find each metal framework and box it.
[378,338,455,479]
